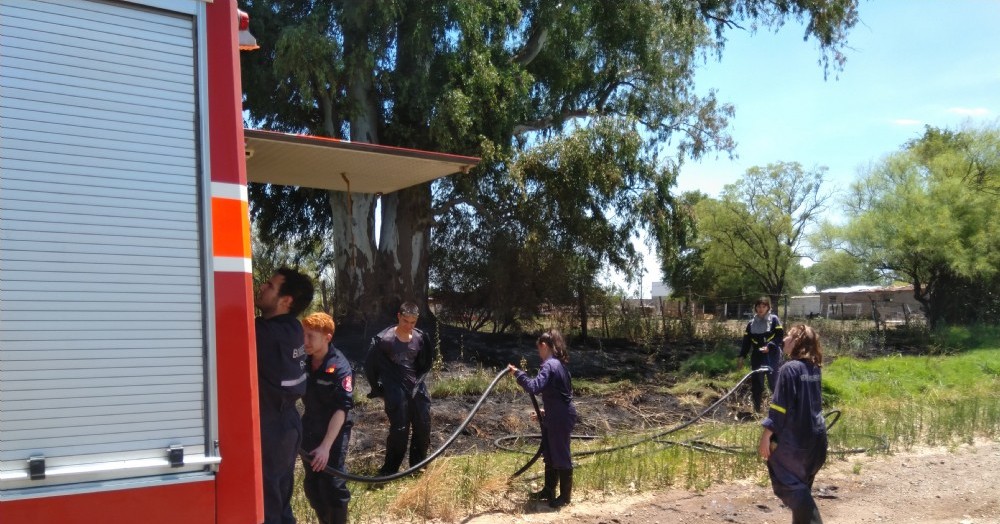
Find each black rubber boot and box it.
[549,469,573,508]
[529,467,557,500]
[330,505,348,524]
[791,501,823,524]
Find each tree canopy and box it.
[240,0,860,328]
[660,162,829,306]
[826,124,1000,326]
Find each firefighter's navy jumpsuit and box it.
[740,313,784,411]
[364,326,435,474]
[301,344,354,524]
[513,356,577,470]
[256,313,308,524]
[762,358,828,524]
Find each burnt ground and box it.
[328,325,747,474]
[310,323,1000,524]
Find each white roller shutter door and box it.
[0,0,215,492]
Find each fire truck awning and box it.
[243,129,480,194]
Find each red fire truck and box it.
[0,1,477,522]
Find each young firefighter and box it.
[759,324,828,524]
[508,329,578,509]
[363,302,435,476]
[739,296,785,412]
[301,313,354,524]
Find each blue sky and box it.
[678,0,1000,197]
[631,0,1000,297]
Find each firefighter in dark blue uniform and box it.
[255,268,314,524]
[300,312,354,524]
[363,302,435,476]
[759,324,828,524]
[739,296,785,412]
[508,329,578,509]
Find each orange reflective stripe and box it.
[212,197,251,258]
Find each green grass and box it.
[290,337,1000,523]
[429,367,650,399]
[822,347,1000,449]
[429,366,520,398]
[678,348,738,376]
[930,324,1000,351]
[824,348,1000,404]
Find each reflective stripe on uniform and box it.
[770,403,787,414]
[281,372,308,387]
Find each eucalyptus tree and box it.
[240,0,859,327]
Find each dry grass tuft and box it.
[389,461,456,520]
[501,413,527,433]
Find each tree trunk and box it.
[329,191,378,325]
[577,281,589,340]
[332,0,389,329]
[377,184,433,321]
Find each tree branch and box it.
[431,195,487,225]
[512,26,548,67]
[513,108,593,136]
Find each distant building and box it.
[651,281,671,298]
[818,284,924,322]
[787,295,821,318]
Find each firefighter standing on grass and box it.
[508,329,577,509]
[364,302,435,476]
[255,268,314,524]
[738,296,785,412]
[301,312,354,524]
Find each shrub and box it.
[679,348,738,376]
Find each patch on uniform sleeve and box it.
[342,375,353,392]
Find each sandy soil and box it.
[461,439,1000,524]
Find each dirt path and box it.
[461,439,1000,524]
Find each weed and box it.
[679,348,738,376]
[429,366,520,398]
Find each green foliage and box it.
[241,0,861,325]
[662,162,831,304]
[572,378,641,397]
[823,348,1000,405]
[804,248,885,290]
[430,367,520,398]
[828,124,1000,326]
[679,349,738,376]
[929,324,1000,352]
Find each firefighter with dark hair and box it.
[508,329,578,509]
[255,268,314,524]
[738,296,785,412]
[301,312,353,524]
[364,302,435,476]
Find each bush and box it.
[679,348,738,376]
[930,324,1000,351]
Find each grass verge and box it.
[291,345,1000,523]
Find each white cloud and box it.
[890,118,922,126]
[947,107,991,117]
